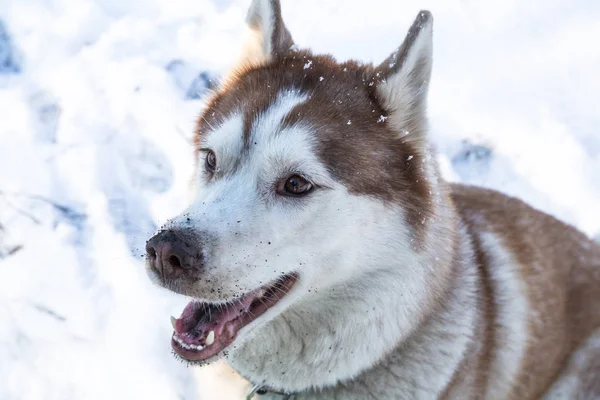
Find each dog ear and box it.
[240,0,294,64]
[372,11,433,136]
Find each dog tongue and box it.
[170,295,258,361]
[169,274,298,361]
[175,297,255,338]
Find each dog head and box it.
[146,0,443,389]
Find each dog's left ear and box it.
[372,11,433,134]
[241,0,294,64]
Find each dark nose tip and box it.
[146,230,198,279]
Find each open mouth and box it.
[170,272,298,362]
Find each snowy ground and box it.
[0,0,599,399]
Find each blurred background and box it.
[0,0,599,399]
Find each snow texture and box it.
[0,0,599,399]
[0,20,20,73]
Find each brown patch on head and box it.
[284,57,433,247]
[193,49,433,248]
[192,7,439,246]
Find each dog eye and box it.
[278,175,313,196]
[205,150,217,172]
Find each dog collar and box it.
[245,383,295,399]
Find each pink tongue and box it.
[174,297,254,343]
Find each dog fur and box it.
[145,1,600,398]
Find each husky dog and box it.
[145,1,600,398]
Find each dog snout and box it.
[146,230,203,279]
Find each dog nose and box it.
[146,230,198,279]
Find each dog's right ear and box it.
[239,0,294,65]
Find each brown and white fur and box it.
[145,1,600,398]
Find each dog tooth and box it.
[206,330,215,346]
[257,289,266,298]
[195,344,204,351]
[170,316,177,329]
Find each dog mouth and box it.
[170,272,298,362]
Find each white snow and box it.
[0,0,599,399]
